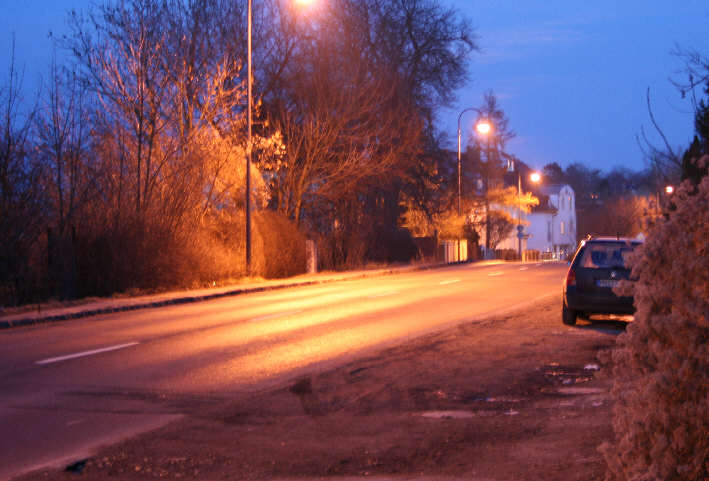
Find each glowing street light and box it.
[457,108,491,262]
[665,185,674,195]
[475,120,491,136]
[517,171,541,261]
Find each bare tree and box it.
[637,88,682,187]
[258,0,475,266]
[0,43,45,305]
[33,58,96,298]
[35,59,93,235]
[65,0,178,223]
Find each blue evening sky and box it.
[2,1,708,172]
[443,0,709,172]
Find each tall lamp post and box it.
[246,0,253,274]
[516,171,541,261]
[246,0,315,274]
[457,108,491,261]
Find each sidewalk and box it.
[0,260,506,330]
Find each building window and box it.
[560,220,565,235]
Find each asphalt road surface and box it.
[0,261,567,480]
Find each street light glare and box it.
[665,185,674,194]
[475,120,491,135]
[294,0,315,4]
[530,172,541,183]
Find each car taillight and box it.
[566,269,576,287]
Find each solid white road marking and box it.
[488,271,504,277]
[249,310,303,322]
[36,342,139,365]
[439,279,461,285]
[519,267,529,271]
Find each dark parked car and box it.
[562,236,642,325]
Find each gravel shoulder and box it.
[16,296,624,481]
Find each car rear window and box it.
[578,242,638,269]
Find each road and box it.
[0,261,567,480]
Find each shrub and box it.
[600,174,709,481]
[252,210,307,278]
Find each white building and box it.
[497,183,577,259]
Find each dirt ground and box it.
[16,297,625,481]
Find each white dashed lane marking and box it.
[36,342,140,365]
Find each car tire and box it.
[562,301,577,326]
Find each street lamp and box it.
[475,121,491,136]
[246,0,315,274]
[246,0,254,275]
[517,171,541,261]
[457,108,491,261]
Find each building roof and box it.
[538,184,568,196]
[530,202,558,214]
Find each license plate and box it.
[597,279,619,288]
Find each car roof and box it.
[584,235,642,243]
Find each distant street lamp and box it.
[517,171,541,261]
[654,184,675,216]
[457,108,491,261]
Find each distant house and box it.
[496,183,577,259]
[527,184,577,257]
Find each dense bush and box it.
[253,210,307,279]
[601,170,709,480]
[40,209,305,301]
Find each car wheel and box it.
[562,301,577,326]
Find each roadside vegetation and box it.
[600,49,709,481]
[1,0,478,305]
[601,160,709,481]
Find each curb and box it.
[1,261,501,330]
